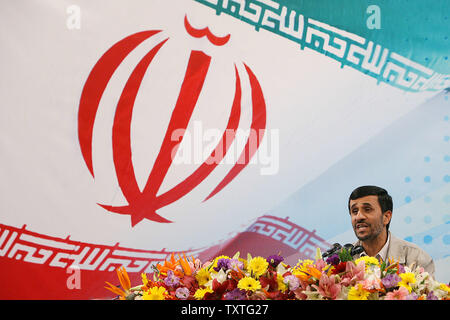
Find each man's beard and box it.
[354,220,384,241]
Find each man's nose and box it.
[354,210,366,220]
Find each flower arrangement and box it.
[105,249,450,300]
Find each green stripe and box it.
[194,0,449,92]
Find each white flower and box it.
[276,262,288,275]
[365,265,381,278]
[204,269,228,288]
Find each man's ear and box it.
[383,210,392,226]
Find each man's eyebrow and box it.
[361,203,373,206]
[350,202,374,209]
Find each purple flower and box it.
[164,270,180,287]
[405,292,418,300]
[381,273,401,289]
[267,255,284,267]
[224,288,247,300]
[398,264,406,274]
[175,287,190,300]
[427,291,438,300]
[284,275,300,290]
[326,254,340,266]
[229,259,244,271]
[214,258,231,272]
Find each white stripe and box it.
[258,217,292,229]
[20,234,76,251]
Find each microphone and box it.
[343,243,354,251]
[350,245,364,256]
[343,243,365,257]
[322,243,342,258]
[322,243,364,259]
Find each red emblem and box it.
[78,16,267,226]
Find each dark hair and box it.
[348,185,393,231]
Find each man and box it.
[348,185,435,276]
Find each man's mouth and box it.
[356,223,369,231]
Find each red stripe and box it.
[112,39,168,204]
[156,65,242,208]
[78,30,161,177]
[205,64,266,201]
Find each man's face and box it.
[349,195,391,241]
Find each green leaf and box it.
[338,248,353,262]
[380,260,386,277]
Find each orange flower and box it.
[117,266,131,291]
[178,253,192,276]
[294,265,322,284]
[230,268,245,281]
[307,265,322,280]
[156,253,183,277]
[104,266,131,299]
[104,281,126,299]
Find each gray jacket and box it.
[354,233,435,277]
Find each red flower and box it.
[332,262,347,275]
[204,279,237,300]
[181,275,198,292]
[259,274,277,291]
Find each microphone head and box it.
[322,243,342,258]
[343,243,354,251]
[351,245,364,256]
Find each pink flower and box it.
[361,275,382,291]
[189,258,202,273]
[341,261,365,287]
[315,259,328,272]
[293,279,311,300]
[293,288,307,300]
[385,286,409,300]
[312,273,341,300]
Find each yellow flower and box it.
[238,277,262,292]
[277,274,288,292]
[291,260,321,282]
[347,283,370,300]
[398,272,416,293]
[195,268,211,286]
[354,256,379,267]
[439,283,450,294]
[141,273,149,286]
[194,288,213,300]
[248,256,269,278]
[291,259,314,275]
[142,286,167,300]
[239,257,248,270]
[298,259,314,266]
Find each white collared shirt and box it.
[359,232,391,262]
